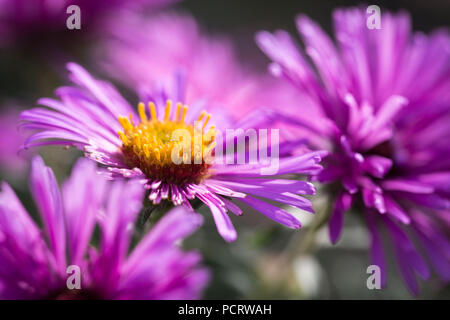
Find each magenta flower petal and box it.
[239,195,302,229]
[62,159,107,266]
[329,192,352,244]
[29,156,66,275]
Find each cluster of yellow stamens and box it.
[118,100,216,185]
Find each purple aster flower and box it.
[0,155,209,299]
[256,8,450,294]
[19,63,325,242]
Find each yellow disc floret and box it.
[118,100,216,185]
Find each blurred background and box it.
[1,0,449,299]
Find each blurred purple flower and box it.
[0,109,28,175]
[101,11,264,117]
[257,8,450,294]
[0,0,175,46]
[19,63,325,242]
[0,155,209,299]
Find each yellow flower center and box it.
[117,100,216,185]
